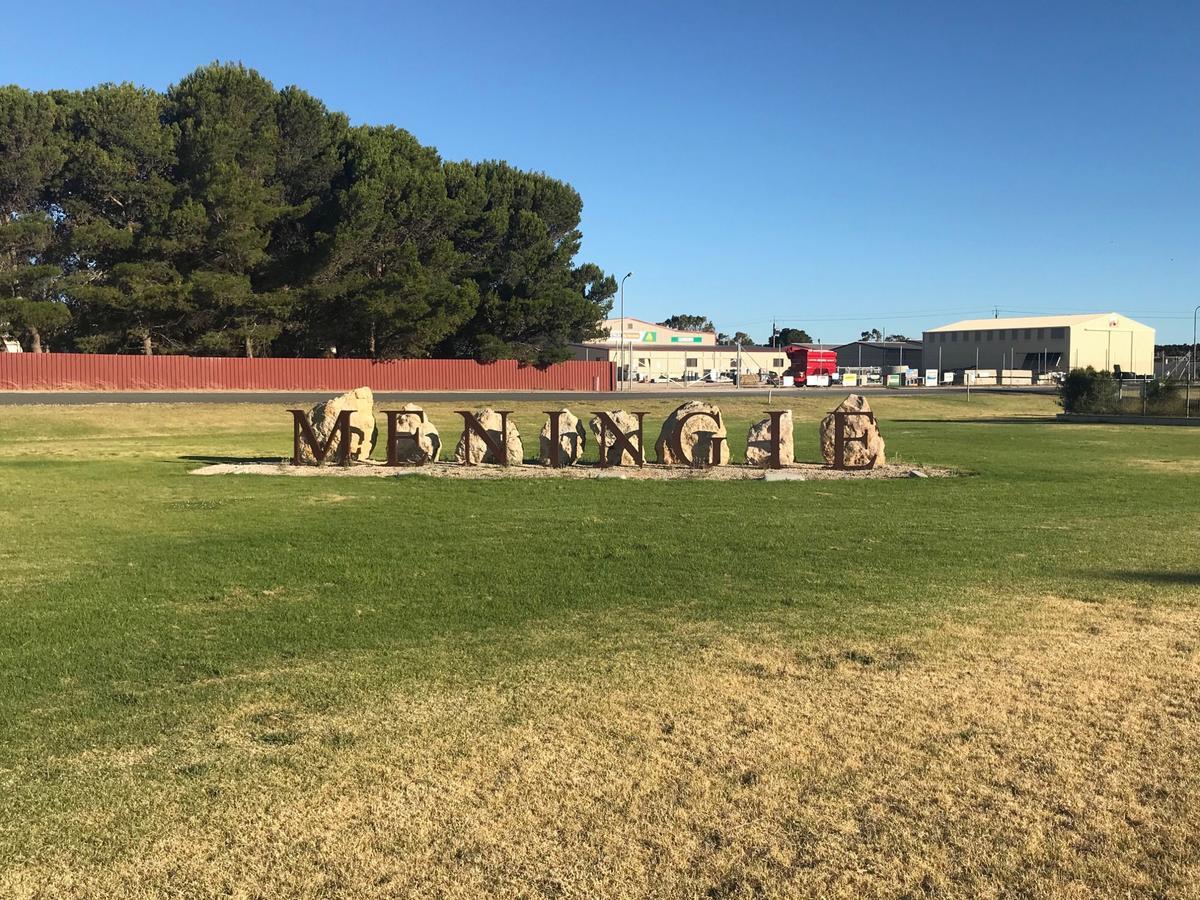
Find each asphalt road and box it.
[0,386,1056,405]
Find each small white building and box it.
[572,342,790,381]
[576,317,790,380]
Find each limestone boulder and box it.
[745,409,794,467]
[655,401,730,466]
[453,408,523,465]
[819,394,886,468]
[539,408,586,466]
[390,403,441,464]
[589,410,645,466]
[296,386,376,464]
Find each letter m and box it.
[290,409,352,466]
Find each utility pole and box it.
[619,272,632,391]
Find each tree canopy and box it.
[0,64,615,360]
[859,328,909,342]
[775,327,812,345]
[717,330,756,345]
[659,314,714,333]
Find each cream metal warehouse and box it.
[923,313,1155,376]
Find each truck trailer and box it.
[784,346,837,386]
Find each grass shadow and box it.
[178,455,284,465]
[1104,570,1200,587]
[890,417,1059,425]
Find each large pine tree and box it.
[1,63,617,361]
[0,86,69,352]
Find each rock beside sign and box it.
[453,408,523,465]
[820,394,886,468]
[589,410,644,465]
[746,409,794,467]
[392,403,441,464]
[539,408,586,466]
[297,386,377,464]
[655,401,729,466]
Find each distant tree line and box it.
[658,314,816,347]
[0,63,616,362]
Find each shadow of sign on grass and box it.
[1103,570,1200,587]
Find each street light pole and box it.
[1192,303,1199,384]
[620,272,633,391]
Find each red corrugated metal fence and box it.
[0,354,615,392]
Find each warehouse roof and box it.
[926,313,1119,332]
[832,340,923,351]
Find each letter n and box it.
[593,412,646,467]
[290,409,352,466]
[456,410,514,466]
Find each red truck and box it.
[784,346,838,385]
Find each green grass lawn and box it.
[1,392,1198,898]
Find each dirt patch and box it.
[189,460,959,481]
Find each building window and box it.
[685,357,698,368]
[1051,327,1065,339]
[1037,328,1045,339]
[638,358,650,368]
[730,359,738,368]
[985,330,993,341]
[951,332,958,342]
[1023,329,1031,340]
[773,358,785,368]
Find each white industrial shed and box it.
[923,313,1155,376]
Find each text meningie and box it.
[288,407,881,471]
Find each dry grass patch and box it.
[4,595,1199,899]
[1127,458,1200,475]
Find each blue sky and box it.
[4,1,1197,342]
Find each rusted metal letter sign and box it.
[383,409,428,466]
[289,409,353,466]
[592,411,647,467]
[763,409,787,469]
[543,410,566,468]
[671,409,725,468]
[455,410,514,466]
[832,410,879,471]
